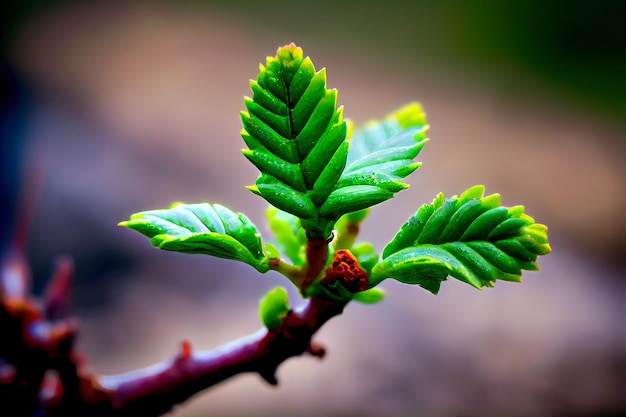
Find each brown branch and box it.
[301,238,329,291]
[97,297,346,416]
[1,171,350,416]
[1,247,347,417]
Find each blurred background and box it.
[2,1,625,416]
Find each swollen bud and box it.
[259,287,290,330]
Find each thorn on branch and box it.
[258,369,279,386]
[180,340,192,360]
[306,341,326,359]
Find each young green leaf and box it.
[266,207,307,266]
[371,185,551,294]
[352,288,385,304]
[324,103,430,219]
[242,43,347,239]
[333,208,370,249]
[242,45,433,240]
[259,287,290,330]
[350,243,379,275]
[119,203,269,272]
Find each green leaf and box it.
[259,287,290,330]
[242,44,347,239]
[351,242,379,275]
[119,203,269,272]
[307,279,354,303]
[380,192,444,259]
[264,243,281,260]
[343,208,370,224]
[333,208,370,249]
[320,185,394,217]
[325,102,429,219]
[250,175,317,219]
[352,288,385,304]
[242,45,432,241]
[266,207,307,266]
[371,186,551,293]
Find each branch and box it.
[1,165,347,417]
[1,248,346,417]
[98,297,345,416]
[301,238,329,292]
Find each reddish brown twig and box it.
[1,168,350,416]
[301,238,330,291]
[1,245,347,417]
[98,297,345,416]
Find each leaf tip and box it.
[481,193,501,208]
[345,118,355,139]
[246,185,261,196]
[407,162,423,173]
[393,102,426,128]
